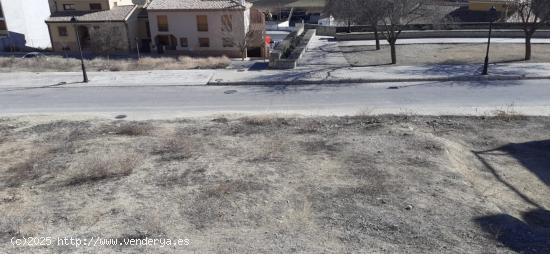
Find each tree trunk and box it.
[374,26,380,50]
[347,19,351,33]
[390,42,397,64]
[525,36,532,61]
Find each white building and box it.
[0,0,52,50]
[146,0,265,58]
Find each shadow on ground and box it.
[475,209,550,254]
[248,62,269,71]
[476,139,550,187]
[473,139,550,253]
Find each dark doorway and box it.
[77,25,91,49]
[140,39,151,53]
[247,47,262,57]
[155,34,176,53]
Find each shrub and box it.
[114,122,153,136]
[153,136,201,161]
[65,151,140,186]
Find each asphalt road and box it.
[1,80,549,119]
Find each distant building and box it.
[0,3,6,38]
[146,0,266,58]
[0,0,53,51]
[45,0,150,53]
[468,0,515,12]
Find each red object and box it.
[265,35,271,45]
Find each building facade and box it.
[0,3,6,38]
[468,0,515,12]
[146,0,265,58]
[0,0,53,51]
[45,0,149,53]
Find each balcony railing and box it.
[158,24,169,32]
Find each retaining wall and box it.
[269,28,316,69]
[335,29,550,41]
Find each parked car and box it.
[21,52,46,59]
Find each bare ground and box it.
[1,114,549,253]
[341,43,550,66]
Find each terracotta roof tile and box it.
[147,0,251,10]
[47,5,136,22]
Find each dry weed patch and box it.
[153,136,202,161]
[113,121,154,136]
[0,56,230,72]
[65,150,141,186]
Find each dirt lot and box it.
[1,114,549,253]
[341,43,550,66]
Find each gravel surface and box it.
[1,115,549,253]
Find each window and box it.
[179,37,188,47]
[222,37,234,48]
[63,4,75,10]
[0,21,6,31]
[58,26,68,36]
[221,15,232,32]
[89,3,102,10]
[157,15,168,32]
[196,15,208,32]
[198,38,209,47]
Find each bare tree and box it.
[379,0,432,64]
[89,24,128,57]
[324,0,360,33]
[239,18,265,60]
[355,0,388,50]
[512,0,550,60]
[222,7,265,60]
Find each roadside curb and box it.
[206,75,550,86]
[3,74,550,90]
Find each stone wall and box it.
[335,29,550,41]
[269,29,315,69]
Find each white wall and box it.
[0,0,52,49]
[148,9,246,53]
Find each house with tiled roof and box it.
[0,2,7,39]
[46,0,151,53]
[146,0,266,58]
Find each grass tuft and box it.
[65,151,140,186]
[153,136,201,161]
[114,122,154,136]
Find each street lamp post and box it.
[70,16,88,83]
[482,6,497,76]
[135,37,141,60]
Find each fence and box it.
[307,23,550,36]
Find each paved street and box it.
[1,79,549,119]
